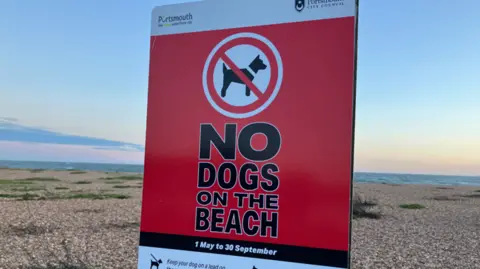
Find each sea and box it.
[1,160,479,187]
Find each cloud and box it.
[0,141,144,164]
[0,117,19,122]
[0,118,144,152]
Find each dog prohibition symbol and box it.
[220,54,267,98]
[150,254,162,269]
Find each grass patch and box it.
[54,186,70,190]
[0,179,35,185]
[101,175,143,181]
[0,193,23,198]
[355,197,377,207]
[399,203,425,209]
[22,177,60,182]
[381,183,400,186]
[0,167,24,171]
[9,223,50,236]
[475,190,480,193]
[98,189,114,193]
[112,185,140,189]
[104,181,124,184]
[352,194,381,219]
[431,195,461,201]
[74,181,92,185]
[63,193,130,200]
[70,170,87,174]
[69,190,84,193]
[29,169,46,173]
[1,190,129,200]
[20,193,41,200]
[10,186,46,192]
[1,191,129,200]
[0,193,40,200]
[436,186,453,190]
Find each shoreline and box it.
[1,165,479,187]
[2,159,480,177]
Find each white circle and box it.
[202,32,283,119]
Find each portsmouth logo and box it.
[295,0,305,12]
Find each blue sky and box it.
[0,0,479,175]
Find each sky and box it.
[0,0,479,175]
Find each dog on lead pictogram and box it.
[149,254,162,269]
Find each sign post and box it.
[138,0,358,268]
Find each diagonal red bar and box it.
[220,54,264,98]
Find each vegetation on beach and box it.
[104,181,125,184]
[436,186,453,190]
[1,167,479,268]
[10,186,46,192]
[0,193,31,199]
[112,185,141,189]
[29,169,46,173]
[63,193,130,200]
[69,171,87,174]
[352,194,381,219]
[0,190,130,201]
[22,177,60,182]
[74,181,92,185]
[0,169,141,267]
[431,195,461,201]
[100,175,143,181]
[0,179,35,185]
[0,193,39,200]
[8,223,50,236]
[399,203,425,209]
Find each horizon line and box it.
[0,159,478,178]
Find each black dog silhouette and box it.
[220,55,267,98]
[150,254,162,269]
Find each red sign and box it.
[138,1,358,269]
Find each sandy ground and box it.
[0,168,479,269]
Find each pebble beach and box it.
[0,168,479,269]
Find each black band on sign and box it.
[139,232,348,268]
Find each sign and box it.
[138,0,358,269]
